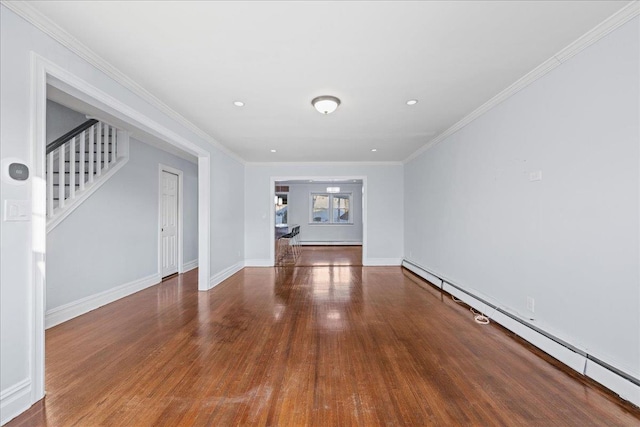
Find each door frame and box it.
[29,53,211,403]
[269,175,368,266]
[158,165,184,277]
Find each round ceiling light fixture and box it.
[406,99,418,106]
[312,95,341,114]
[233,101,245,107]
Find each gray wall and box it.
[404,17,639,380]
[1,4,244,403]
[46,100,87,144]
[47,138,198,310]
[286,182,363,244]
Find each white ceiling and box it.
[28,1,630,162]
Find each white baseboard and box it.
[182,259,198,273]
[244,259,272,267]
[586,360,640,407]
[364,257,403,266]
[1,378,32,426]
[45,273,161,329]
[209,262,244,289]
[403,259,640,407]
[402,261,443,287]
[300,241,362,246]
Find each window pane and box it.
[333,195,350,223]
[275,194,288,225]
[312,194,329,223]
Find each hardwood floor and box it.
[9,265,639,426]
[278,245,363,266]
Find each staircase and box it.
[46,119,129,231]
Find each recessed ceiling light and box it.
[406,99,418,106]
[270,149,276,153]
[233,101,244,107]
[371,149,377,152]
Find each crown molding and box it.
[404,0,640,164]
[1,0,245,165]
[245,161,404,167]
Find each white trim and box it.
[30,51,47,406]
[208,262,244,290]
[158,164,184,277]
[404,1,640,163]
[300,241,362,246]
[585,360,640,407]
[364,258,403,266]
[247,161,403,166]
[309,192,354,224]
[198,156,210,291]
[244,259,273,267]
[270,175,368,266]
[2,0,245,165]
[403,260,640,408]
[402,261,443,287]
[0,379,32,426]
[182,259,198,272]
[45,273,161,329]
[28,54,212,416]
[47,157,129,232]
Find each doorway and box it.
[270,176,367,266]
[30,55,211,404]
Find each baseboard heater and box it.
[401,258,640,404]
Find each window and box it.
[310,193,352,224]
[275,193,288,226]
[333,194,350,223]
[311,194,329,223]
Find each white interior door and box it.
[161,170,179,277]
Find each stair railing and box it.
[46,118,123,220]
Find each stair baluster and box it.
[45,119,129,229]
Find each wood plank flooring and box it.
[278,245,363,267]
[8,261,640,426]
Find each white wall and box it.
[286,182,363,244]
[46,100,86,144]
[0,5,244,422]
[404,16,639,392]
[47,138,198,311]
[245,163,403,265]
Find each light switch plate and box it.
[4,199,31,222]
[529,170,543,182]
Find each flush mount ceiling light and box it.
[233,101,244,107]
[311,95,341,115]
[270,149,277,153]
[406,99,418,106]
[371,148,377,152]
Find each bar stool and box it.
[278,225,299,263]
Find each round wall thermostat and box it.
[1,158,30,185]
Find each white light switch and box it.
[529,170,542,182]
[4,199,31,222]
